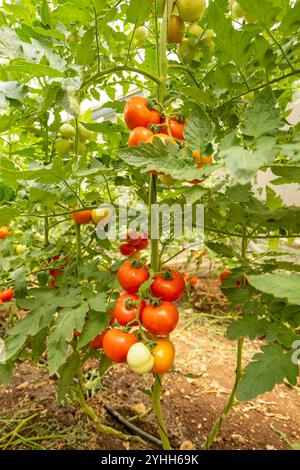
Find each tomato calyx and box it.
[161,269,174,281]
[124,298,138,309]
[149,297,162,307]
[170,113,186,124]
[147,99,163,113]
[129,259,143,269]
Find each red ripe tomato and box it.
[0,288,14,302]
[126,229,142,246]
[118,260,150,294]
[119,242,136,257]
[161,117,187,140]
[124,96,160,130]
[141,301,179,335]
[151,269,185,302]
[152,338,175,374]
[220,269,232,283]
[0,226,12,239]
[74,329,81,337]
[0,299,3,305]
[190,275,199,286]
[72,209,92,224]
[128,127,154,146]
[90,331,107,349]
[135,238,149,251]
[103,328,137,363]
[114,293,145,326]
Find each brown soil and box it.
[0,285,299,450]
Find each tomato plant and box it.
[0,0,299,453]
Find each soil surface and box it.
[0,281,299,450]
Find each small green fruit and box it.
[60,123,75,139]
[78,123,93,141]
[55,138,72,156]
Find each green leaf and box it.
[227,316,270,340]
[248,274,300,306]
[0,81,27,110]
[184,186,208,204]
[77,310,109,348]
[57,351,80,402]
[0,183,15,204]
[87,292,107,312]
[48,302,89,375]
[126,0,152,24]
[184,107,215,153]
[236,344,299,401]
[238,0,281,29]
[5,61,65,78]
[29,187,59,208]
[98,354,113,378]
[41,0,52,26]
[0,362,13,386]
[206,241,236,258]
[266,186,282,211]
[240,88,281,139]
[221,147,264,184]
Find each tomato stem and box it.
[44,216,49,247]
[152,374,171,450]
[75,223,81,260]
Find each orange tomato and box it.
[0,226,12,239]
[72,209,92,224]
[152,338,175,374]
[124,97,160,130]
[147,133,176,145]
[128,126,154,146]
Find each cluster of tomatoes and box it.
[71,207,109,226]
[119,229,149,258]
[0,288,14,305]
[55,122,93,157]
[77,255,186,375]
[124,95,213,185]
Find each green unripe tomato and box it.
[127,342,154,374]
[188,23,203,37]
[203,29,215,49]
[68,33,80,45]
[78,123,93,141]
[178,39,199,64]
[60,123,75,139]
[15,244,26,255]
[177,0,206,23]
[134,26,148,42]
[159,174,176,186]
[55,138,72,156]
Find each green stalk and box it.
[201,338,244,450]
[152,374,171,450]
[75,223,81,260]
[44,216,49,247]
[148,0,173,451]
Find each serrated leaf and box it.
[266,186,282,211]
[184,107,215,153]
[227,316,270,340]
[29,187,59,208]
[206,241,236,258]
[0,183,15,204]
[126,0,152,24]
[236,344,299,401]
[48,302,89,375]
[57,351,80,402]
[87,292,107,312]
[77,310,109,349]
[240,88,281,139]
[248,274,300,305]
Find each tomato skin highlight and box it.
[119,242,136,257]
[72,209,92,225]
[151,270,185,302]
[0,288,14,302]
[114,293,145,326]
[124,97,160,130]
[141,301,179,336]
[127,342,154,374]
[128,127,154,146]
[103,328,137,363]
[177,0,206,23]
[118,260,150,294]
[152,338,175,374]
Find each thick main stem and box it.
[44,216,49,247]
